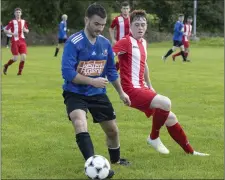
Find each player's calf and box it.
[3,58,17,75]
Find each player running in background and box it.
[1,22,3,39]
[54,14,68,57]
[61,3,131,178]
[109,1,130,71]
[3,8,29,75]
[172,16,193,61]
[162,14,188,62]
[113,9,209,156]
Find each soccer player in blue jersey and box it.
[61,3,131,178]
[54,14,68,57]
[162,14,188,62]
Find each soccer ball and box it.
[84,155,110,179]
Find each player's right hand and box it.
[91,77,109,88]
[13,33,18,37]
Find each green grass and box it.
[2,41,224,179]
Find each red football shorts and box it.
[183,41,190,48]
[11,40,27,55]
[124,87,157,118]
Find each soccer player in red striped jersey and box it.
[3,8,29,75]
[109,1,130,71]
[172,16,193,61]
[113,10,209,156]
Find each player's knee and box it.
[21,54,26,61]
[106,126,119,139]
[150,95,171,111]
[161,96,171,111]
[13,57,18,61]
[165,112,177,127]
[172,46,177,51]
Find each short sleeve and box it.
[5,21,13,30]
[110,17,117,28]
[113,38,129,55]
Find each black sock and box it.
[181,51,187,61]
[54,47,59,57]
[108,147,120,163]
[76,132,94,160]
[164,49,174,58]
[6,37,10,46]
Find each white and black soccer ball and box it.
[84,155,110,179]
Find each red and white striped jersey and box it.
[183,23,192,42]
[5,19,28,42]
[113,35,148,89]
[110,15,130,41]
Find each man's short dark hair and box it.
[85,3,107,19]
[179,13,184,17]
[14,7,22,12]
[130,9,147,23]
[121,1,130,7]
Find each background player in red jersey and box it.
[3,8,29,76]
[109,1,130,71]
[113,10,209,156]
[172,16,193,61]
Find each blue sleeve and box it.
[174,22,180,33]
[59,23,64,33]
[61,41,78,82]
[106,44,118,82]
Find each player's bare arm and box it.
[144,63,155,92]
[72,74,108,88]
[109,27,117,45]
[111,78,131,106]
[3,29,16,36]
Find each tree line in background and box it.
[1,0,224,35]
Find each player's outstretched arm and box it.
[109,27,116,45]
[144,63,155,92]
[111,78,131,106]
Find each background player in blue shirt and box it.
[54,14,68,57]
[61,3,131,178]
[162,14,188,62]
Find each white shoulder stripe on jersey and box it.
[71,34,83,44]
[118,16,125,40]
[71,33,82,41]
[130,37,141,88]
[72,37,83,44]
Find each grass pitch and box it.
[1,40,224,179]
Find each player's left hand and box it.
[23,28,29,33]
[119,92,131,106]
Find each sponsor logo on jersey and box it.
[77,60,106,76]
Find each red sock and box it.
[150,109,170,140]
[185,52,188,58]
[18,61,25,74]
[167,123,194,154]
[173,52,181,57]
[5,59,15,67]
